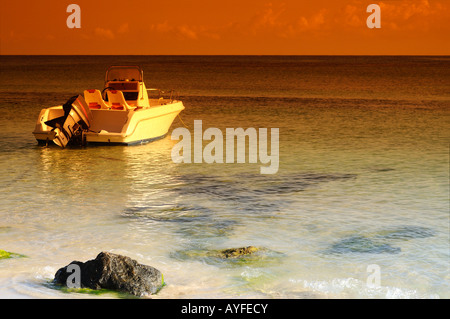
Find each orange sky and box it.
[1,0,449,55]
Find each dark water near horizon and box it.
[0,55,449,298]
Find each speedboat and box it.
[32,65,185,147]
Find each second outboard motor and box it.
[45,95,93,148]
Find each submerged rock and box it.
[327,235,401,254]
[218,246,260,258]
[375,226,435,240]
[0,250,12,259]
[0,249,25,260]
[0,226,12,233]
[53,252,164,297]
[325,225,436,255]
[172,246,285,267]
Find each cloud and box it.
[248,3,328,38]
[177,25,198,40]
[384,0,433,20]
[118,23,129,34]
[150,22,196,39]
[379,0,445,20]
[378,0,450,31]
[341,4,363,28]
[150,22,220,40]
[148,3,330,42]
[95,27,115,39]
[249,3,286,31]
[297,10,327,31]
[147,0,449,43]
[328,0,450,32]
[151,21,172,33]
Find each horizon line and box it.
[1,54,449,57]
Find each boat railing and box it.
[147,88,179,103]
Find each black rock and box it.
[53,251,164,297]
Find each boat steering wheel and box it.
[101,87,115,100]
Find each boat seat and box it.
[106,90,136,111]
[84,89,110,109]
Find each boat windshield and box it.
[105,66,143,82]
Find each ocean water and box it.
[0,55,449,299]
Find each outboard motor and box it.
[45,95,93,147]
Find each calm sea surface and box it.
[0,56,449,298]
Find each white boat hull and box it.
[33,100,184,146]
[84,101,184,145]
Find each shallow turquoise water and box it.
[0,56,449,298]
